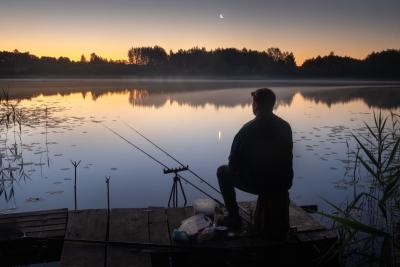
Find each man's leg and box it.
[217,165,260,217]
[217,165,240,217]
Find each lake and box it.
[0,79,399,223]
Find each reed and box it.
[0,89,24,205]
[317,111,400,266]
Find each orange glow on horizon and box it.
[3,42,380,67]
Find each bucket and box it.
[193,199,216,221]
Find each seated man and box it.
[217,88,293,229]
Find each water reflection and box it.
[128,89,149,107]
[0,79,399,216]
[2,79,399,110]
[301,86,400,109]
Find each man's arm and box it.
[228,126,247,172]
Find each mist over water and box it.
[0,79,399,222]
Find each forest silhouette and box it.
[0,46,399,79]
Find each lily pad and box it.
[25,198,45,203]
[334,185,347,190]
[17,162,34,166]
[3,167,19,171]
[45,190,64,195]
[0,206,18,213]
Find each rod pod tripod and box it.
[164,166,189,207]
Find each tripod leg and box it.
[178,178,187,206]
[168,180,175,207]
[175,177,178,207]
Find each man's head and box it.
[251,88,276,115]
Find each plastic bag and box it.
[172,229,192,242]
[197,223,216,242]
[181,213,212,230]
[178,219,198,235]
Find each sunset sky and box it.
[1,0,399,65]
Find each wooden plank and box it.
[26,229,66,238]
[0,212,68,224]
[60,209,108,267]
[289,203,326,232]
[285,233,299,244]
[305,231,325,241]
[296,232,312,243]
[14,223,67,234]
[166,207,185,243]
[0,208,68,240]
[108,208,149,243]
[61,242,106,267]
[0,208,67,219]
[224,236,254,248]
[107,246,151,267]
[148,207,169,245]
[107,208,151,267]
[182,206,194,220]
[321,230,337,240]
[64,209,108,241]
[0,217,66,229]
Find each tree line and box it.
[0,47,399,78]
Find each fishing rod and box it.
[101,124,221,203]
[122,121,252,216]
[122,121,222,195]
[101,123,251,218]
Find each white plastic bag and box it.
[178,219,198,235]
[181,213,212,231]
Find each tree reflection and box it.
[301,86,400,109]
[1,81,400,111]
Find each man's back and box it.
[229,113,293,194]
[217,88,293,228]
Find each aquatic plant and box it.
[0,89,24,131]
[0,89,53,206]
[318,111,400,266]
[0,89,24,205]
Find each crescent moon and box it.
[220,14,223,18]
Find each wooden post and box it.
[70,160,81,210]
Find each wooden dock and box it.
[0,201,337,267]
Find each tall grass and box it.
[318,111,400,266]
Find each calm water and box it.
[0,79,399,220]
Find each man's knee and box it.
[216,165,229,179]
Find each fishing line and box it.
[101,123,220,203]
[101,123,167,168]
[122,120,222,195]
[101,123,250,217]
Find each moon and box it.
[220,14,223,18]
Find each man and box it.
[217,88,293,229]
